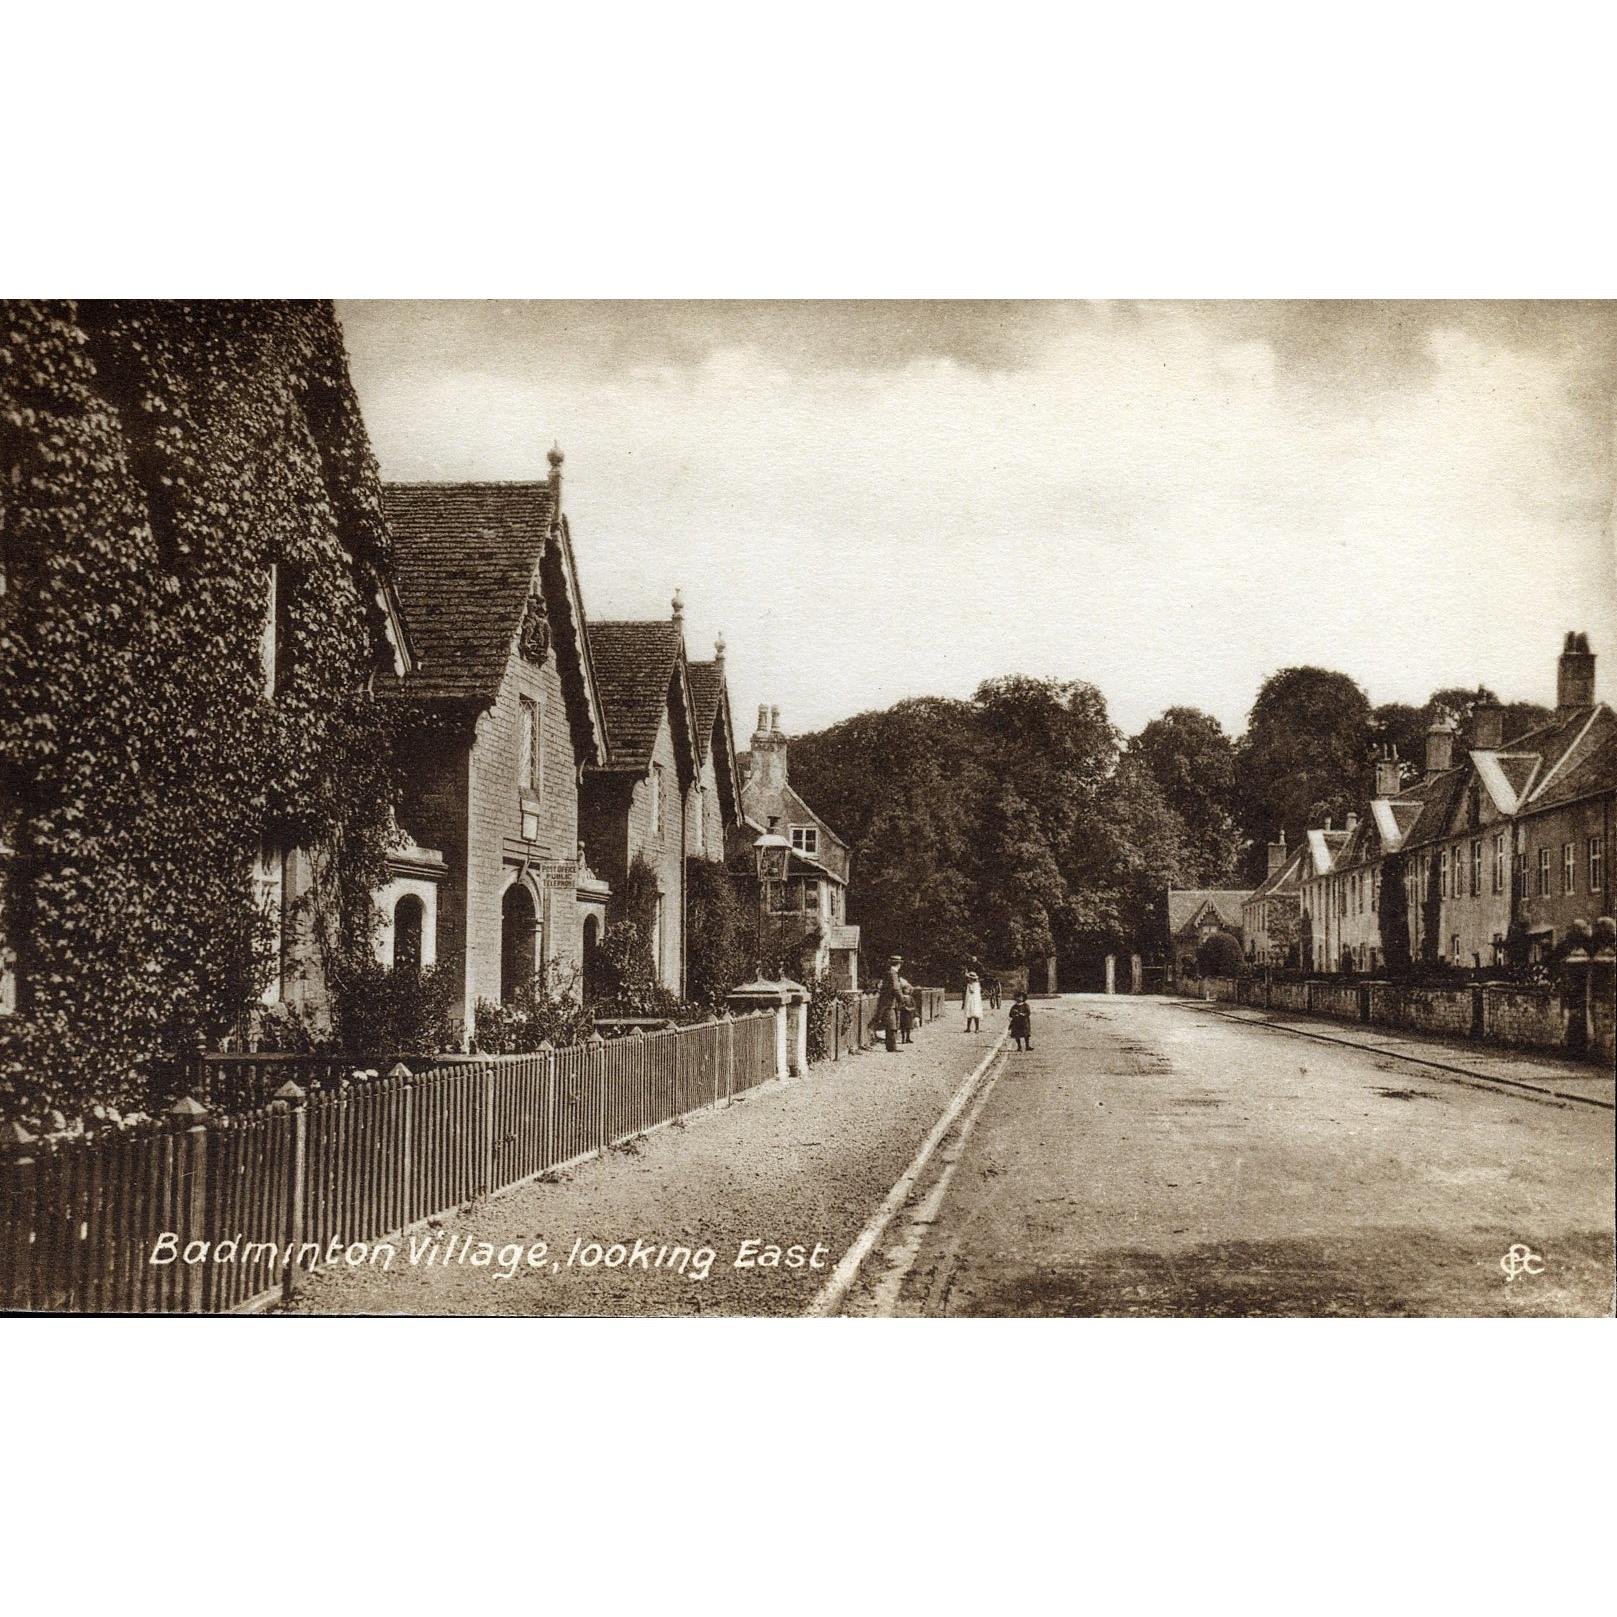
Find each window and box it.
[1451,934,1461,965]
[1536,848,1551,897]
[651,764,665,840]
[790,825,819,856]
[803,878,820,915]
[652,893,666,977]
[694,785,707,855]
[1591,835,1605,894]
[1440,849,1449,898]
[1470,839,1481,898]
[272,563,298,698]
[1562,841,1575,896]
[518,697,541,795]
[1493,834,1505,895]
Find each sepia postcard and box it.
[1,298,1613,1319]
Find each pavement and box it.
[284,1016,996,1317]
[845,995,1615,1317]
[1187,997,1614,1109]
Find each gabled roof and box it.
[1167,889,1250,935]
[1304,827,1349,876]
[382,482,553,702]
[687,657,743,829]
[587,620,701,781]
[381,480,607,763]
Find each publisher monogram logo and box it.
[1500,1244,1545,1283]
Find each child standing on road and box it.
[1009,992,1032,1051]
[962,970,983,1032]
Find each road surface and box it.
[840,995,1614,1317]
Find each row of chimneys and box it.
[1266,633,1599,874]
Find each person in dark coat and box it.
[1009,992,1032,1051]
[898,976,916,1043]
[873,954,904,1053]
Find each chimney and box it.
[1267,829,1288,876]
[1374,746,1402,797]
[1425,720,1456,776]
[1471,704,1504,750]
[1345,812,1359,836]
[749,702,788,788]
[714,633,726,667]
[671,588,684,631]
[1557,630,1596,711]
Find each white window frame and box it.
[1591,835,1605,894]
[790,825,819,856]
[1562,841,1575,896]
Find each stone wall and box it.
[1311,982,1361,1021]
[1269,980,1310,1012]
[1481,985,1566,1051]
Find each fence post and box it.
[481,1060,496,1195]
[591,1034,608,1155]
[0,1121,37,1311]
[274,1080,308,1308]
[168,1095,210,1314]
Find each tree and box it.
[1196,930,1245,976]
[1236,667,1373,873]
[1128,706,1244,882]
[685,859,754,1012]
[1373,686,1554,785]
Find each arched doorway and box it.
[500,882,538,1003]
[581,912,600,1004]
[394,894,424,974]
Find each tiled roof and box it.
[687,661,724,756]
[588,620,693,771]
[1525,706,1616,813]
[382,482,553,702]
[1167,889,1250,935]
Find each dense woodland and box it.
[789,670,1551,985]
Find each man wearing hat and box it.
[873,953,905,1053]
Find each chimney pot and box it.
[770,704,781,732]
[1471,704,1504,750]
[1345,811,1359,835]
[1375,749,1403,796]
[671,588,684,624]
[757,704,769,733]
[714,633,726,663]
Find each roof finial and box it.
[714,632,726,664]
[547,441,564,472]
[672,588,685,625]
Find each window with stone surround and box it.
[651,763,665,841]
[1537,847,1551,897]
[1562,841,1575,896]
[518,697,541,796]
[1590,835,1605,894]
[1493,834,1506,894]
[1471,839,1481,897]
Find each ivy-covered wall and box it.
[0,300,401,1116]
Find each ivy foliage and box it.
[0,300,401,1116]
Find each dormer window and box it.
[790,825,818,856]
[651,763,665,840]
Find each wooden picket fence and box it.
[823,986,946,1058]
[1,1010,782,1315]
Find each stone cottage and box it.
[378,448,611,1036]
[578,598,704,997]
[1165,889,1250,983]
[730,706,859,988]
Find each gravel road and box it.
[283,1014,993,1317]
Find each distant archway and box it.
[501,882,538,1002]
[394,894,424,975]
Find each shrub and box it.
[473,959,594,1052]
[686,858,755,1013]
[327,958,458,1053]
[1196,930,1245,977]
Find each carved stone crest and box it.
[519,590,550,665]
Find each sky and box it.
[337,301,1617,744]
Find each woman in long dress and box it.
[962,969,983,1032]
